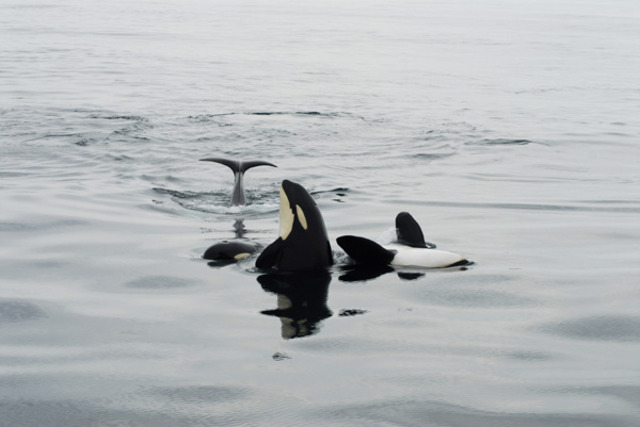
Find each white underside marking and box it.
[279,186,294,240]
[296,204,308,230]
[385,244,466,268]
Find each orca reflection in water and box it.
[199,157,277,206]
[337,212,470,269]
[256,180,333,272]
[258,272,332,339]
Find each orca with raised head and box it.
[256,180,333,272]
[337,212,470,269]
[200,157,277,206]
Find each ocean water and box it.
[2,0,640,425]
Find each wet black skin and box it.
[256,180,333,273]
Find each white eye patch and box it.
[279,187,294,240]
[296,205,308,230]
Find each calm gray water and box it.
[2,0,640,426]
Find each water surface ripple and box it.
[1,0,640,426]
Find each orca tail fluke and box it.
[200,157,242,174]
[199,157,277,174]
[240,160,278,172]
[200,157,277,206]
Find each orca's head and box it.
[279,180,320,240]
[256,180,333,272]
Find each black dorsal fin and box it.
[395,212,435,248]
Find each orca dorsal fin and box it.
[337,235,396,266]
[395,212,435,248]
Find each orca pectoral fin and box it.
[336,235,396,266]
[255,237,286,270]
[395,212,436,248]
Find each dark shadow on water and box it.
[206,258,241,268]
[338,264,395,282]
[0,300,46,323]
[232,218,246,238]
[338,309,369,317]
[539,315,640,342]
[338,263,472,283]
[397,272,426,281]
[310,187,350,203]
[258,272,332,340]
[125,276,197,289]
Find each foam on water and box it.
[152,187,280,216]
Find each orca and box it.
[203,240,258,263]
[202,219,259,266]
[337,212,470,269]
[255,180,333,272]
[200,157,277,206]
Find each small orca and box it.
[337,212,470,268]
[202,219,260,266]
[203,240,258,263]
[200,157,277,206]
[256,180,333,272]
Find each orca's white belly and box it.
[385,244,466,268]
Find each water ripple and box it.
[389,199,640,214]
[313,399,635,427]
[125,276,198,290]
[540,315,640,342]
[0,300,46,323]
[146,385,250,403]
[152,187,279,215]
